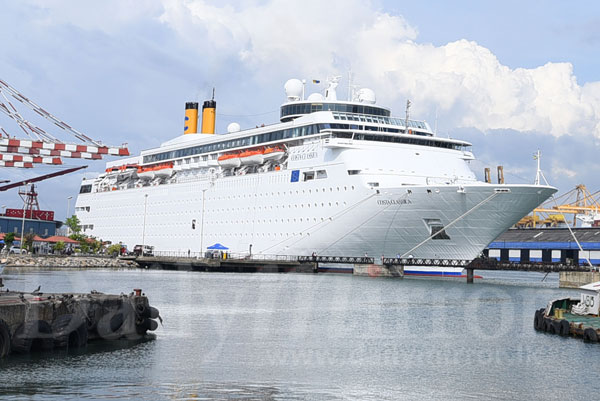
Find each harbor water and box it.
[1,268,599,400]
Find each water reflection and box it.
[0,268,598,400]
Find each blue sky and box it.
[0,0,599,219]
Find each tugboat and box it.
[534,281,600,342]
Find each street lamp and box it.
[66,196,73,235]
[199,188,207,256]
[141,194,148,255]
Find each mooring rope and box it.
[400,191,499,258]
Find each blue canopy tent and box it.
[207,243,228,250]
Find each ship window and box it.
[316,170,327,179]
[79,184,92,194]
[303,171,314,181]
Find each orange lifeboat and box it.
[137,166,154,180]
[218,152,241,168]
[154,162,174,178]
[137,162,173,180]
[263,146,285,161]
[239,148,264,165]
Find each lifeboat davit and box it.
[239,149,264,165]
[263,146,285,161]
[218,153,241,168]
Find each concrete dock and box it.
[0,279,160,358]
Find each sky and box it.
[0,0,599,220]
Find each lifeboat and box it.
[239,149,264,165]
[218,152,241,168]
[154,162,174,178]
[116,164,138,181]
[137,166,154,180]
[137,162,173,180]
[263,146,285,161]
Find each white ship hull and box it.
[76,165,554,259]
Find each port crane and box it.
[0,78,128,168]
[517,185,600,228]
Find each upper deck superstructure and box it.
[75,76,556,258]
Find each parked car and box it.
[9,246,27,254]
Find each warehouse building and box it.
[485,228,600,265]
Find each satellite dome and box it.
[357,88,376,104]
[307,92,324,102]
[284,79,303,101]
[227,122,241,133]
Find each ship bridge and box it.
[280,76,392,123]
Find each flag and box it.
[312,79,320,84]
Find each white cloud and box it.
[154,0,600,138]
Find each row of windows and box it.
[144,124,321,163]
[280,102,390,121]
[144,121,465,165]
[350,133,466,150]
[332,112,428,130]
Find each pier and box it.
[0,279,160,358]
[132,252,598,284]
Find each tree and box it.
[4,232,15,249]
[53,241,65,253]
[23,232,36,252]
[65,215,81,235]
[107,244,122,257]
[89,238,103,254]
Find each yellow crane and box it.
[516,185,600,228]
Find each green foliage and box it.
[23,232,36,252]
[107,244,122,257]
[89,238,103,254]
[65,215,81,234]
[4,232,15,249]
[53,241,65,252]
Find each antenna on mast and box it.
[534,150,549,186]
[405,100,411,134]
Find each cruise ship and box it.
[75,77,556,266]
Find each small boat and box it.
[154,163,174,178]
[137,162,173,180]
[116,164,138,181]
[218,153,241,168]
[534,281,600,342]
[263,146,285,161]
[239,149,264,165]
[137,167,155,180]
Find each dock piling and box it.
[466,268,474,284]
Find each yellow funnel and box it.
[184,102,198,134]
